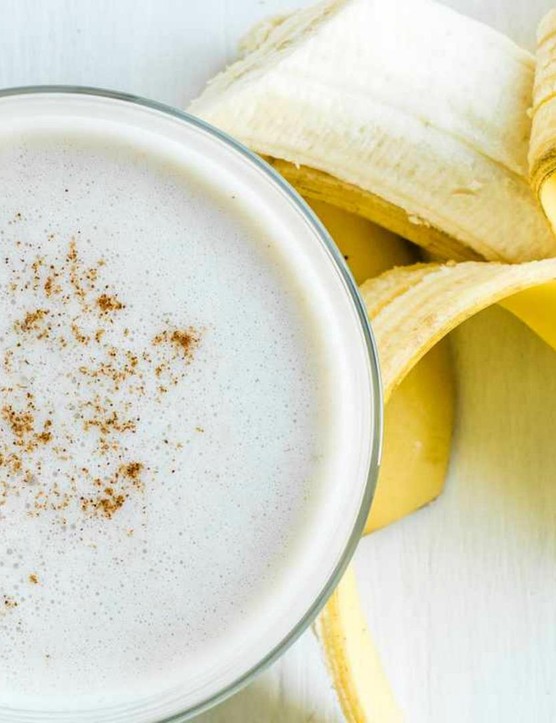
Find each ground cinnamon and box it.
[1,235,202,523]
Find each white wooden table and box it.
[1,1,556,720]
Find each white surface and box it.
[1,1,555,721]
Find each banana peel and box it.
[499,282,556,350]
[309,200,455,534]
[362,261,556,398]
[317,258,556,722]
[315,566,403,723]
[315,13,556,721]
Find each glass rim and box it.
[0,84,383,723]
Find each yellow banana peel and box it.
[190,0,556,263]
[311,18,556,719]
[314,566,403,723]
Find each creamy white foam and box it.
[0,94,376,722]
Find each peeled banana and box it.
[315,566,402,723]
[190,0,556,263]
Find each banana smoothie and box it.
[0,92,376,720]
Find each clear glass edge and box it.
[0,84,384,723]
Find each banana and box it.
[318,258,556,722]
[362,260,556,395]
[189,0,556,263]
[309,200,455,533]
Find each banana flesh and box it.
[370,343,454,533]
[313,25,556,721]
[190,0,556,262]
[500,281,556,350]
[362,260,556,397]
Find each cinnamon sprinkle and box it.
[1,234,202,523]
[153,327,201,361]
[17,308,49,333]
[97,293,124,314]
[2,405,34,439]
